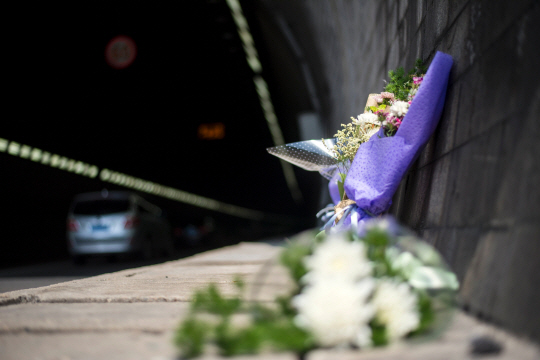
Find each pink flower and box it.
[413,76,423,85]
[374,95,384,103]
[384,114,403,129]
[381,92,394,100]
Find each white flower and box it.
[293,234,378,347]
[302,234,372,284]
[293,278,375,347]
[372,278,420,341]
[389,101,410,118]
[353,112,379,126]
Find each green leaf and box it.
[192,284,241,316]
[363,227,390,247]
[315,230,326,242]
[280,241,312,283]
[338,173,347,200]
[264,320,315,353]
[370,321,388,346]
[410,291,434,336]
[337,180,345,200]
[383,60,425,101]
[216,323,263,356]
[275,295,297,318]
[174,317,211,358]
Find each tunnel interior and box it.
[2,0,323,267]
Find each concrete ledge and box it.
[0,241,538,360]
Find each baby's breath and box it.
[324,121,378,176]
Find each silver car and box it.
[67,190,174,263]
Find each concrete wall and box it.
[257,0,540,342]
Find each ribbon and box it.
[318,201,376,234]
[316,204,336,223]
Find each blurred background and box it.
[1,0,325,268]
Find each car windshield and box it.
[72,199,131,215]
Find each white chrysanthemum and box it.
[293,278,375,347]
[372,278,420,340]
[353,112,379,126]
[389,101,409,118]
[302,234,372,284]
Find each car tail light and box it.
[67,219,79,232]
[124,216,140,229]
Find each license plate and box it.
[92,224,109,232]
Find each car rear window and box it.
[72,199,131,215]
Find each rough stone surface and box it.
[0,332,180,360]
[0,303,191,333]
[255,0,540,343]
[0,242,292,306]
[1,241,539,359]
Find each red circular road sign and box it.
[105,35,137,69]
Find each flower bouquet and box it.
[268,51,453,233]
[175,218,459,357]
[285,218,458,349]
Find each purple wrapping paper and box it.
[329,177,341,205]
[337,52,453,222]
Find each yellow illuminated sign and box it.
[198,123,225,140]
